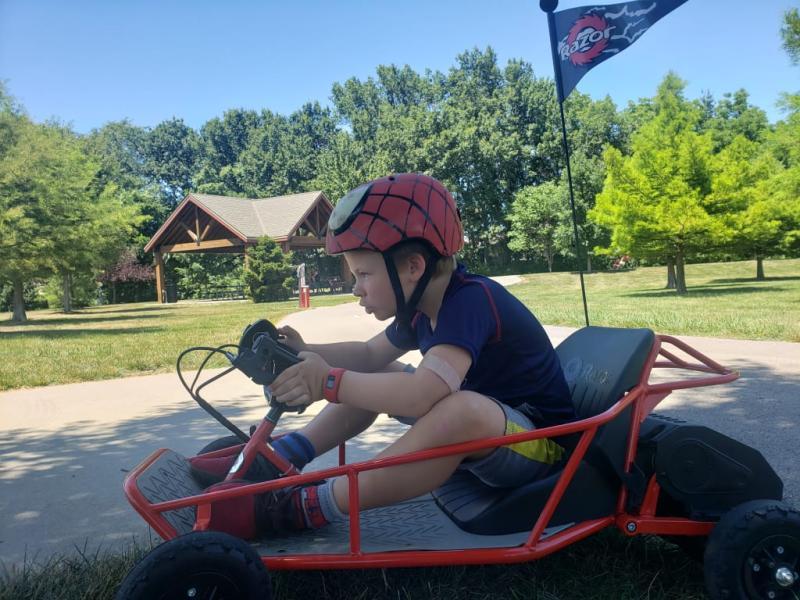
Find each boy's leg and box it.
[298,402,379,456]
[330,390,506,512]
[204,391,511,537]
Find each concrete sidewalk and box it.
[1,290,798,567]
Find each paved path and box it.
[1,281,798,567]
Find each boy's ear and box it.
[404,252,427,281]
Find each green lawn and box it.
[513,258,799,342]
[0,258,797,391]
[0,295,353,391]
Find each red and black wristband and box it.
[323,368,346,404]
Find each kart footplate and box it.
[135,449,204,536]
[253,497,571,556]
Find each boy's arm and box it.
[269,344,470,416]
[335,344,472,417]
[280,325,405,372]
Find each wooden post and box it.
[154,251,165,303]
[340,255,352,285]
[194,206,201,246]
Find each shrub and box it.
[243,237,294,302]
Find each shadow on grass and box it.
[0,326,164,340]
[625,285,786,298]
[708,275,800,284]
[81,305,176,315]
[0,313,167,328]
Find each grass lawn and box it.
[513,257,799,342]
[0,530,707,600]
[1,258,797,391]
[0,295,354,391]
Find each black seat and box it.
[432,326,655,535]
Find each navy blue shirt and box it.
[386,265,575,425]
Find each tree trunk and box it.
[546,248,554,273]
[755,254,765,280]
[666,258,677,289]
[112,282,117,304]
[11,277,27,323]
[675,251,688,295]
[62,273,73,313]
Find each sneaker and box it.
[204,481,306,539]
[189,452,281,487]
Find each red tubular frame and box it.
[123,334,738,570]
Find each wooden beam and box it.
[154,251,165,304]
[181,222,198,242]
[199,222,212,241]
[160,238,242,253]
[286,237,326,248]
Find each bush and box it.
[41,272,100,309]
[243,237,294,302]
[165,253,244,300]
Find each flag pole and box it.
[541,0,590,328]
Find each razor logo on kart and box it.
[563,357,609,386]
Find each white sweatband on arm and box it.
[418,353,463,393]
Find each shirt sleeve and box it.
[384,318,420,351]
[426,284,497,364]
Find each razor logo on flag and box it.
[545,0,688,101]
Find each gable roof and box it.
[144,191,332,253]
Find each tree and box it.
[782,8,800,66]
[197,108,261,195]
[143,118,200,207]
[243,237,294,302]
[0,94,45,321]
[591,74,721,294]
[708,136,785,279]
[507,182,573,271]
[98,248,154,304]
[42,129,143,312]
[0,84,144,318]
[703,90,769,151]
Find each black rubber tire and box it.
[704,499,800,600]
[198,435,244,455]
[115,531,271,600]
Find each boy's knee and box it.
[428,391,503,435]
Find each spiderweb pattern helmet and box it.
[326,173,463,257]
[325,173,464,334]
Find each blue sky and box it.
[1,0,797,133]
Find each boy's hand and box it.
[269,351,330,408]
[277,325,308,352]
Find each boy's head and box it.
[326,173,463,326]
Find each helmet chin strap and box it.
[383,250,437,336]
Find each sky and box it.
[1,0,798,134]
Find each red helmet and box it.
[326,173,463,257]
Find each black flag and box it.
[547,0,688,102]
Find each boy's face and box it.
[344,250,412,321]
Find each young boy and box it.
[203,173,575,538]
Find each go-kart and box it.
[116,320,799,600]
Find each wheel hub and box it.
[744,534,800,599]
[775,566,796,588]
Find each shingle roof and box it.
[144,191,333,253]
[190,191,328,241]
